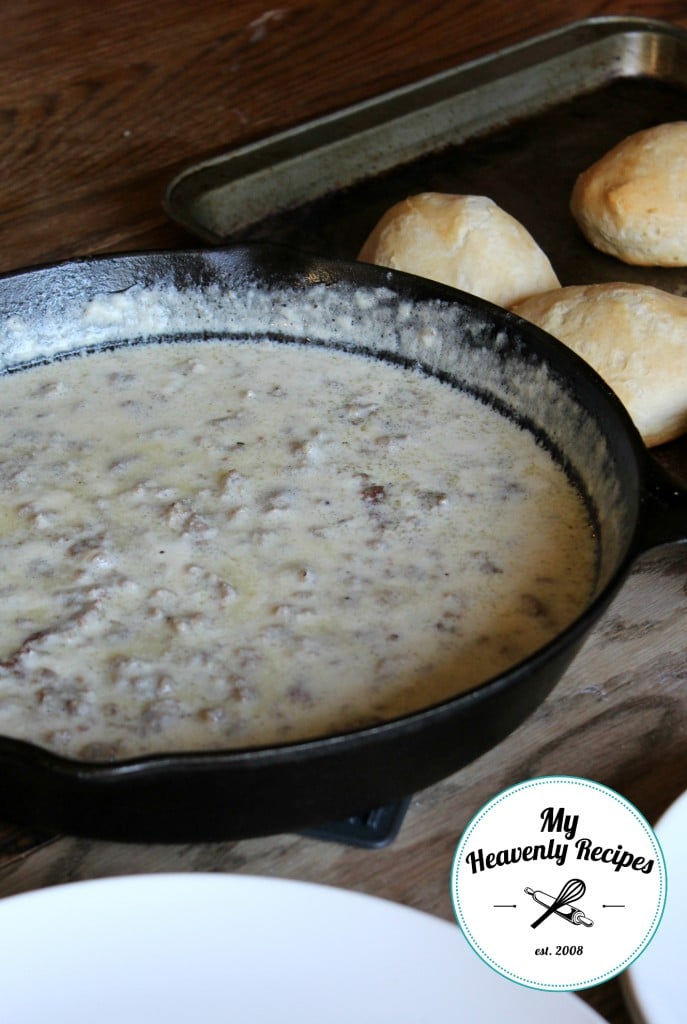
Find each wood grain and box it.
[0,3,686,1021]
[0,0,683,270]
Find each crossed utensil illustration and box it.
[525,878,594,928]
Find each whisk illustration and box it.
[525,878,594,928]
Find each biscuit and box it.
[358,193,559,308]
[570,122,687,266]
[512,282,687,447]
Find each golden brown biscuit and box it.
[512,282,687,447]
[570,122,687,266]
[358,193,559,308]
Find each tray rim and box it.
[163,14,687,243]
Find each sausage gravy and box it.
[0,339,596,759]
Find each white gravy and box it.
[0,339,596,759]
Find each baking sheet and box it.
[164,15,687,478]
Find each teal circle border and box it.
[450,775,667,992]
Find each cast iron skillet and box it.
[0,243,685,841]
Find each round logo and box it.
[451,776,666,991]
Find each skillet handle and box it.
[637,455,687,554]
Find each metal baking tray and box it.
[164,15,687,476]
[164,16,687,263]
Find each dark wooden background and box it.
[2,0,687,272]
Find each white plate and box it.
[623,788,687,1024]
[0,873,606,1024]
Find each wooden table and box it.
[1,3,687,1020]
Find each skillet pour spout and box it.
[0,242,685,842]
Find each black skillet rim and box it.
[0,243,660,821]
